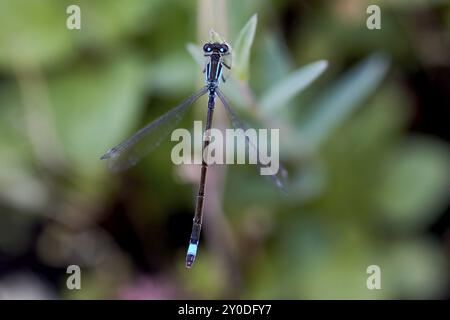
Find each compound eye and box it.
[203,44,212,53]
[219,44,229,53]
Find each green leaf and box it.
[209,29,225,43]
[254,33,292,91]
[300,53,390,148]
[0,1,74,69]
[0,0,162,70]
[148,52,197,94]
[375,136,450,230]
[276,218,389,299]
[233,14,257,81]
[186,42,204,67]
[259,60,328,115]
[383,240,448,298]
[48,58,145,177]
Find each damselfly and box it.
[101,41,286,268]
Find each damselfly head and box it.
[203,42,230,56]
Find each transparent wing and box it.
[216,88,288,193]
[101,86,208,172]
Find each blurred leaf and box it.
[48,57,145,177]
[233,14,257,81]
[253,33,293,93]
[209,29,225,43]
[186,42,204,67]
[0,163,48,212]
[300,53,390,148]
[259,60,328,116]
[70,0,162,47]
[0,0,162,70]
[383,239,448,298]
[276,219,388,299]
[375,136,450,230]
[0,84,50,212]
[147,52,197,94]
[0,1,74,69]
[288,160,327,203]
[310,85,410,216]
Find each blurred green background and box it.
[0,0,450,299]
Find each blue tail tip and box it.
[185,243,198,268]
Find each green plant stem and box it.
[197,0,241,298]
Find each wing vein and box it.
[216,88,288,193]
[101,86,208,171]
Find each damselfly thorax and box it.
[203,42,231,88]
